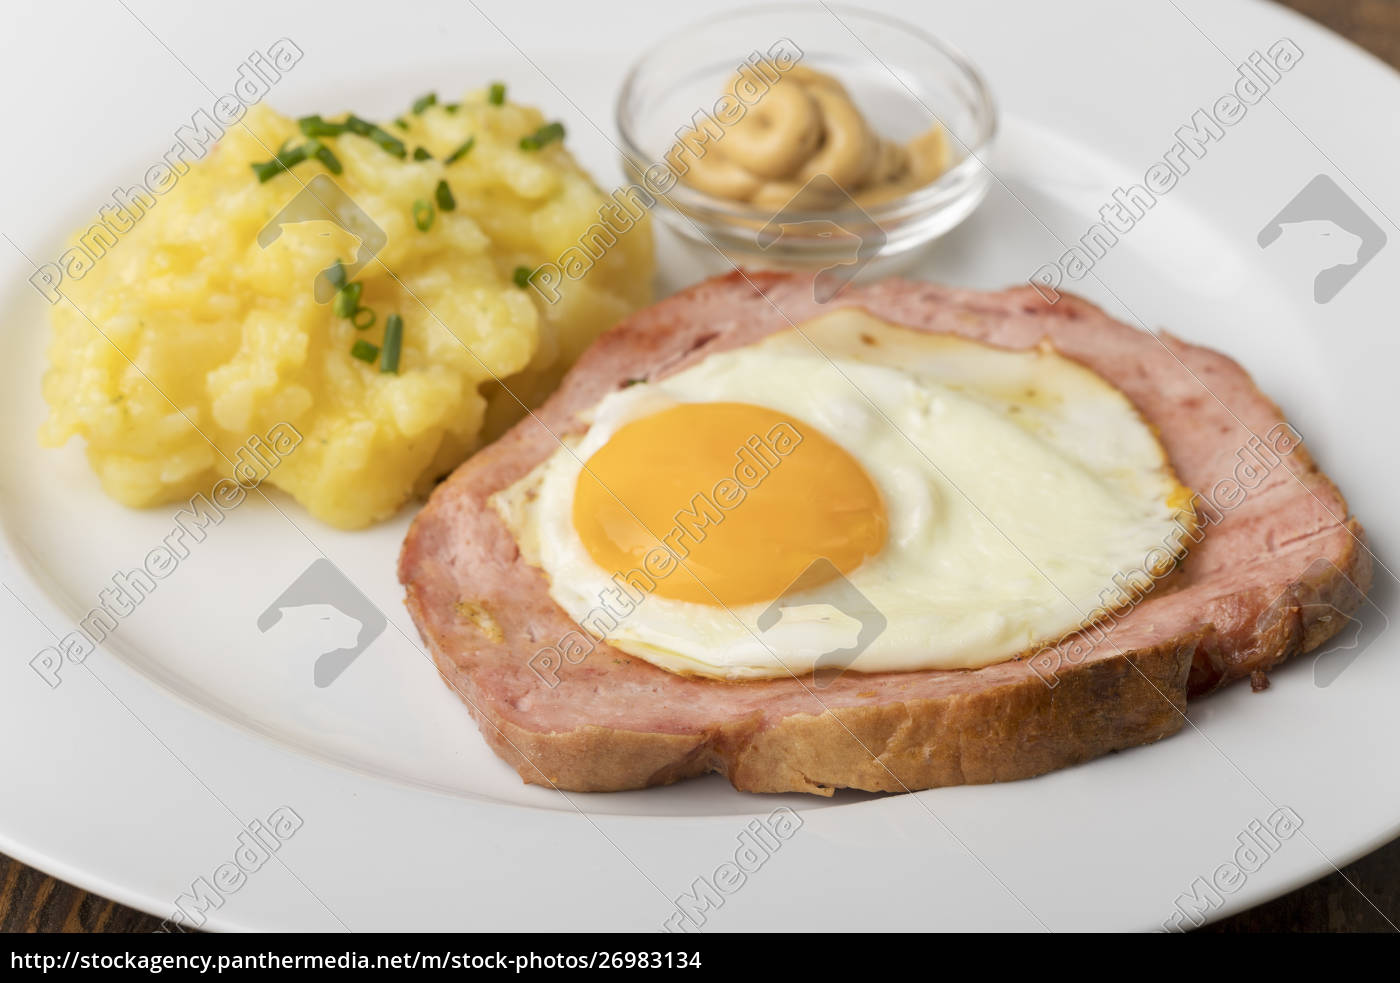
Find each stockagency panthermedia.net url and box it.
[12,950,706,973]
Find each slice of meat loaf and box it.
[398,271,1369,795]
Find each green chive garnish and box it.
[345,115,406,158]
[351,339,380,363]
[435,179,455,212]
[519,121,564,150]
[366,130,406,156]
[310,141,343,175]
[444,103,460,114]
[251,141,310,182]
[488,82,506,106]
[381,314,403,373]
[444,136,475,165]
[413,199,434,231]
[298,115,346,138]
[412,93,437,114]
[413,146,433,161]
[333,282,362,318]
[352,307,376,330]
[370,130,406,158]
[393,117,410,132]
[326,260,348,290]
[512,266,534,288]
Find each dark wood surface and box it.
[3,0,1396,934]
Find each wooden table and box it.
[3,0,1397,934]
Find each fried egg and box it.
[491,309,1196,680]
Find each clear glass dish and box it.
[615,3,997,287]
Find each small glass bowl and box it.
[616,4,997,282]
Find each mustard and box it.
[677,66,949,210]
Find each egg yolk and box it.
[572,401,887,607]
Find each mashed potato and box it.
[41,92,652,528]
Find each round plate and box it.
[1,0,1397,931]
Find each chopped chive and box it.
[298,114,346,138]
[434,179,456,212]
[345,115,406,158]
[311,141,343,174]
[351,307,376,330]
[411,92,437,114]
[412,199,434,231]
[393,117,409,131]
[512,265,534,288]
[251,141,310,182]
[488,82,506,106]
[622,377,645,387]
[350,339,380,363]
[326,259,348,290]
[519,121,564,150]
[333,282,363,318]
[444,136,475,165]
[369,129,406,158]
[250,155,294,183]
[380,314,403,373]
[413,146,433,161]
[444,102,460,114]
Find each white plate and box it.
[1,0,1397,932]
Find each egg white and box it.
[491,309,1196,680]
